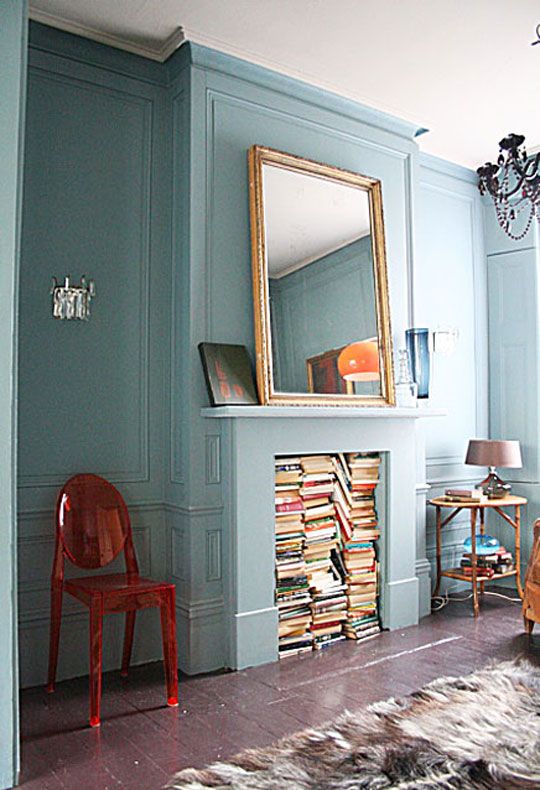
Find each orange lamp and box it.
[338,339,380,382]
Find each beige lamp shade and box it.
[465,439,522,468]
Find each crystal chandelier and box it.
[477,134,540,240]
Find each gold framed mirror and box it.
[248,145,395,406]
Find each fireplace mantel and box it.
[203,405,444,669]
[202,406,446,419]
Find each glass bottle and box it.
[395,348,418,407]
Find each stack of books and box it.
[460,546,514,578]
[341,543,380,640]
[275,458,312,658]
[333,454,380,543]
[274,452,383,657]
[275,457,303,515]
[301,456,347,650]
[442,488,484,504]
[333,453,381,642]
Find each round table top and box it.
[429,495,527,508]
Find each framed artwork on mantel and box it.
[198,343,259,406]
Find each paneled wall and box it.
[16,32,489,684]
[485,206,539,569]
[166,44,438,673]
[0,1,27,784]
[17,25,171,687]
[416,155,488,585]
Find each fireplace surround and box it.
[203,405,443,669]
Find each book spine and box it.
[276,502,304,513]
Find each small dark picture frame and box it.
[198,343,259,406]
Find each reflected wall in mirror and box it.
[248,146,395,406]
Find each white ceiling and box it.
[29,0,540,168]
[263,164,371,277]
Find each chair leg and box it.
[121,611,136,677]
[524,616,535,635]
[89,599,103,727]
[160,587,178,707]
[47,584,63,693]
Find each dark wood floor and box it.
[19,589,540,789]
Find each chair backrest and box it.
[525,518,540,587]
[54,474,138,574]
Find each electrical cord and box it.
[484,590,521,603]
[431,588,521,611]
[431,591,472,611]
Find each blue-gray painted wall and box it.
[416,154,488,586]
[0,2,27,785]
[18,23,172,688]
[484,197,539,570]
[166,42,425,673]
[164,46,489,671]
[16,25,490,697]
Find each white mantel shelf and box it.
[201,406,446,419]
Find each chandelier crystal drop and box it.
[477,134,540,241]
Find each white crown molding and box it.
[182,25,431,133]
[27,6,429,131]
[28,6,185,62]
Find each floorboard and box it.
[19,589,540,788]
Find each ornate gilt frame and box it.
[248,145,395,407]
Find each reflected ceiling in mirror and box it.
[248,146,394,406]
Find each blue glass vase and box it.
[406,328,430,399]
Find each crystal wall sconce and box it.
[51,275,95,320]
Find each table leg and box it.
[434,506,442,598]
[470,509,479,617]
[515,505,523,599]
[479,508,485,596]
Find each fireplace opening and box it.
[275,452,382,658]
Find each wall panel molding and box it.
[29,21,170,86]
[206,530,222,581]
[205,435,221,484]
[176,595,224,619]
[416,161,487,480]
[18,67,154,489]
[164,502,224,516]
[18,500,165,520]
[18,525,153,632]
[171,526,185,581]
[206,88,413,164]
[170,86,188,486]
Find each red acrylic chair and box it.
[47,474,178,727]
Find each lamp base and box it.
[479,468,511,499]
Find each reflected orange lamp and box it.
[338,339,380,382]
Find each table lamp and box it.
[465,439,522,498]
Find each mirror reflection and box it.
[248,146,394,406]
[264,162,379,396]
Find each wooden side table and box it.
[429,495,526,617]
